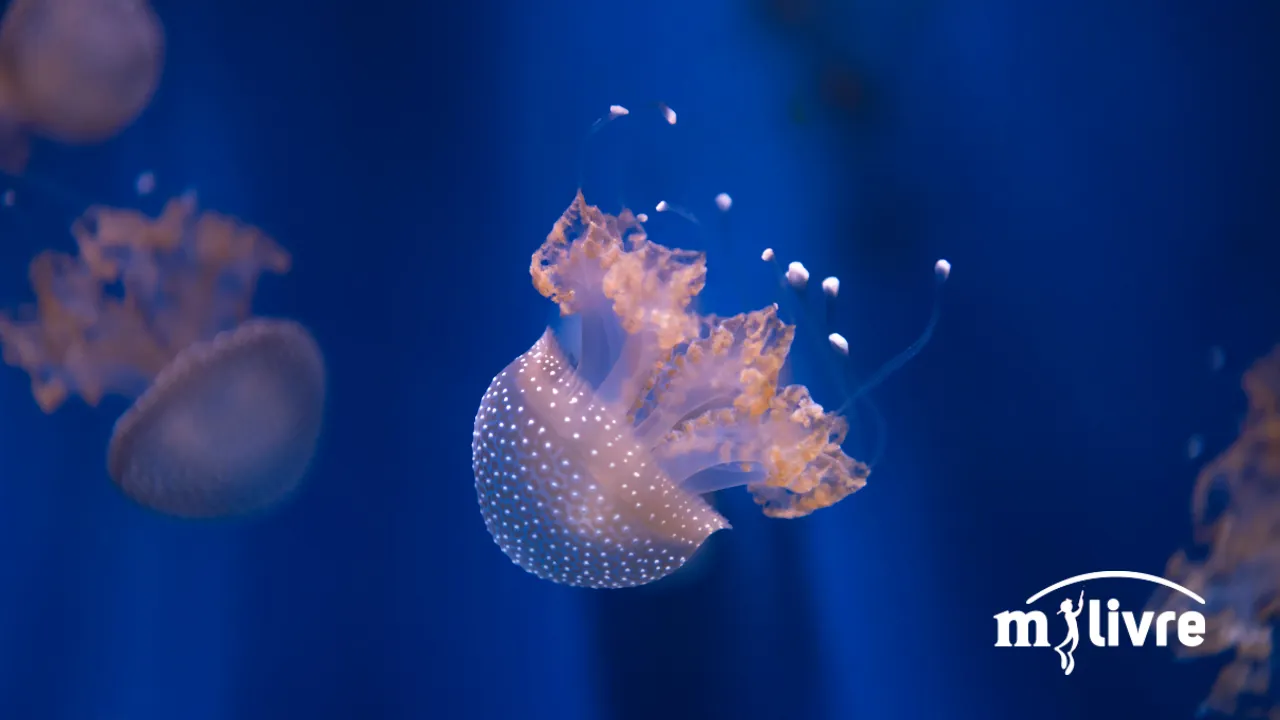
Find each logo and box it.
[994,570,1207,675]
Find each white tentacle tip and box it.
[822,276,839,298]
[934,259,951,280]
[786,261,809,289]
[828,333,849,355]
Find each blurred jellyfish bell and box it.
[0,0,164,170]
[0,193,326,518]
[108,318,326,518]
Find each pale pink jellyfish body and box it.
[472,193,867,588]
[0,0,163,170]
[0,195,325,517]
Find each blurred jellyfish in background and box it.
[473,187,891,589]
[0,0,163,171]
[1148,346,1280,717]
[0,193,326,518]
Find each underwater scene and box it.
[0,0,1277,718]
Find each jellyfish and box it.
[1147,345,1280,716]
[0,193,326,518]
[472,192,871,589]
[0,0,164,171]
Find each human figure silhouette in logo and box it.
[1054,589,1085,675]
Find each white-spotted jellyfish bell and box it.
[472,105,885,588]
